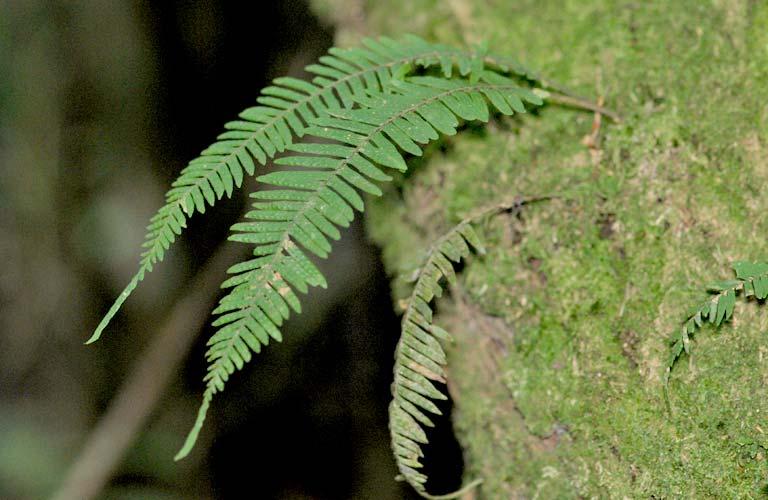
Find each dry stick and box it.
[52,242,244,500]
[52,44,326,500]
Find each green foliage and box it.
[89,34,556,496]
[389,199,547,497]
[85,35,537,345]
[350,0,768,496]
[175,72,542,462]
[389,218,484,496]
[666,261,768,384]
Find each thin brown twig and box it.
[52,242,244,500]
[543,90,622,123]
[462,193,560,222]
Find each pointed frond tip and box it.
[86,273,141,344]
[665,260,768,392]
[87,35,545,344]
[174,390,213,461]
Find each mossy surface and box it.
[314,0,768,497]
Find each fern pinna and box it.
[89,34,548,496]
[665,261,768,407]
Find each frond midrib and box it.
[272,81,525,249]
[203,252,287,390]
[666,264,768,387]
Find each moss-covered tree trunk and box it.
[313,0,768,496]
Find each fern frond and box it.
[666,261,768,384]
[174,74,543,460]
[87,36,542,345]
[389,197,554,497]
[389,220,484,497]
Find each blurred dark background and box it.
[0,1,462,498]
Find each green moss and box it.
[325,0,768,496]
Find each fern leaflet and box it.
[85,35,609,497]
[87,35,537,344]
[174,73,543,460]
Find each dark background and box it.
[0,1,462,498]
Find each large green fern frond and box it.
[87,35,540,345]
[174,73,543,460]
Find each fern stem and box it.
[481,53,620,122]
[539,90,622,122]
[484,54,571,93]
[422,478,484,499]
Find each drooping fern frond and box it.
[389,220,483,498]
[86,35,540,345]
[389,198,552,498]
[173,73,544,460]
[666,261,768,386]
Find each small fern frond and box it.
[174,75,543,460]
[666,261,768,384]
[389,220,484,497]
[87,36,540,345]
[389,197,552,497]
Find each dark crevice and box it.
[419,394,466,496]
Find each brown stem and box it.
[542,90,623,123]
[51,242,244,500]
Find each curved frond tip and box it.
[174,390,212,461]
[86,274,140,344]
[388,219,484,496]
[388,197,554,496]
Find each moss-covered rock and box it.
[313,0,768,496]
